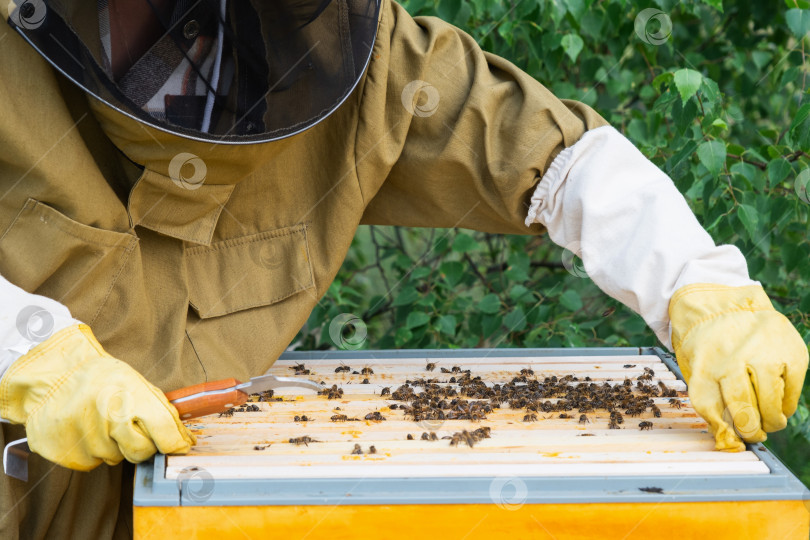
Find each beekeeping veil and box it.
[6,0,381,143]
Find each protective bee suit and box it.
[0,0,806,538]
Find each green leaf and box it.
[437,0,461,21]
[786,9,810,38]
[481,314,503,338]
[703,0,723,12]
[394,326,413,347]
[559,290,583,311]
[436,314,456,336]
[509,284,531,303]
[737,203,760,240]
[697,140,727,176]
[561,34,584,63]
[439,261,465,287]
[504,307,527,333]
[673,69,703,104]
[767,158,792,186]
[406,311,431,329]
[790,103,810,133]
[392,286,420,307]
[452,233,479,253]
[478,293,501,314]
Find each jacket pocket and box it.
[185,223,315,318]
[0,199,138,324]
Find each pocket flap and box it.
[185,224,315,318]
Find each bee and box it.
[321,384,344,399]
[623,364,636,369]
[406,434,414,440]
[520,368,534,376]
[426,363,436,372]
[364,411,386,422]
[559,413,572,419]
[351,444,363,455]
[651,405,661,418]
[440,367,452,373]
[368,446,377,454]
[331,414,348,422]
[335,363,351,373]
[362,378,370,384]
[253,445,268,451]
[473,427,492,439]
[639,421,653,431]
[449,430,477,448]
[218,408,235,418]
[361,366,375,375]
[579,414,590,424]
[290,363,311,375]
[523,413,538,422]
[245,404,260,412]
[451,366,462,373]
[289,436,318,446]
[380,387,391,396]
[668,398,682,409]
[421,432,438,441]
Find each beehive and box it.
[134,347,810,539]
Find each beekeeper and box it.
[0,0,806,537]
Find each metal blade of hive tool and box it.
[236,374,323,395]
[3,438,30,482]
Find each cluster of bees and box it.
[230,361,680,453]
[384,364,680,434]
[406,427,492,447]
[351,444,377,455]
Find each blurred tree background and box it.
[293,0,810,486]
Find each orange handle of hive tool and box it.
[165,378,249,420]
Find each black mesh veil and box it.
[7,0,381,144]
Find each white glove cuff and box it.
[0,274,80,381]
[526,125,757,349]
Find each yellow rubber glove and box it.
[0,324,195,471]
[669,284,809,452]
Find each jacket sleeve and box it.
[354,0,608,235]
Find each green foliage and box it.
[293,0,810,485]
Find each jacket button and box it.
[183,20,200,40]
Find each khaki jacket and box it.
[0,1,608,537]
[0,0,605,394]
